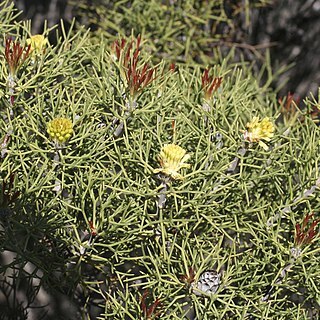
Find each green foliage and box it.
[0,0,319,319]
[73,0,273,65]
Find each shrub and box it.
[0,0,319,319]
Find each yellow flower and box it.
[26,34,48,54]
[243,116,275,150]
[154,144,190,180]
[47,118,73,143]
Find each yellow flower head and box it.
[47,118,73,143]
[154,144,190,180]
[26,34,48,54]
[243,116,275,150]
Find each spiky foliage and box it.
[73,0,274,65]
[0,1,319,319]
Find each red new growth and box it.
[88,220,98,237]
[201,68,222,100]
[112,38,126,61]
[295,213,320,247]
[112,36,156,98]
[180,267,196,285]
[169,62,175,72]
[5,38,31,75]
[140,289,162,319]
[279,92,300,115]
